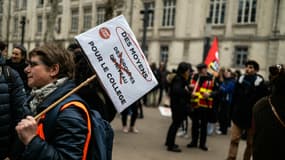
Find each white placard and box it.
[75,15,158,112]
[158,106,172,117]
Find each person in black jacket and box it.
[0,41,27,159]
[67,42,117,122]
[252,64,285,160]
[6,45,30,93]
[226,60,268,160]
[13,44,90,160]
[165,62,191,152]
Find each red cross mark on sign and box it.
[110,52,131,84]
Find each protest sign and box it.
[75,15,158,112]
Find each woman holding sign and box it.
[12,44,90,160]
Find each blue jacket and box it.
[219,77,235,105]
[0,64,27,158]
[15,80,88,160]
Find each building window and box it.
[160,45,169,63]
[116,10,122,16]
[71,8,79,32]
[234,46,248,67]
[35,42,41,47]
[37,0,44,8]
[97,7,105,25]
[0,0,3,13]
[46,14,50,29]
[47,0,53,5]
[144,45,149,57]
[237,0,257,24]
[15,0,20,10]
[14,17,19,34]
[209,0,226,24]
[58,6,63,14]
[22,0,27,10]
[0,17,2,36]
[56,17,61,34]
[83,7,92,31]
[37,15,43,33]
[144,2,155,27]
[162,0,176,27]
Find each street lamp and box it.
[202,17,212,62]
[140,3,153,58]
[20,16,26,45]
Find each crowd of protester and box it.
[146,59,283,160]
[0,39,284,159]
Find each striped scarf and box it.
[29,77,68,114]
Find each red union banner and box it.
[75,15,158,112]
[204,36,219,74]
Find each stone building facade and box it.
[0,0,284,77]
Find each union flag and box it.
[204,36,219,75]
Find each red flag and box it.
[204,36,219,74]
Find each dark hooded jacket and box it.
[0,55,27,159]
[231,74,268,129]
[13,80,88,160]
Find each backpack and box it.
[42,94,114,160]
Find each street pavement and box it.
[111,106,247,160]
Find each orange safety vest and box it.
[37,101,92,160]
[191,77,214,109]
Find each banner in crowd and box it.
[75,15,158,112]
[204,36,220,75]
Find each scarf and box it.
[29,77,68,114]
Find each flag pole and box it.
[192,76,200,95]
[34,74,97,120]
